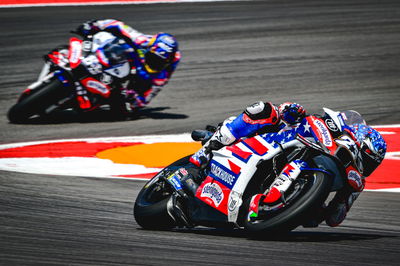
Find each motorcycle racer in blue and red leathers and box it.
[73,19,180,114]
[179,101,386,228]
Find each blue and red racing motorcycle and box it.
[8,32,133,123]
[134,108,366,235]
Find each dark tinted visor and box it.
[145,52,168,72]
[361,147,380,177]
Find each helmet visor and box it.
[361,148,380,177]
[145,52,168,72]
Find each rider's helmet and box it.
[278,102,306,125]
[350,124,387,176]
[144,33,178,73]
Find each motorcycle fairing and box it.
[68,38,83,69]
[104,62,131,78]
[195,176,230,215]
[80,77,111,98]
[196,135,279,222]
[306,116,341,156]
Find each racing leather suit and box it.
[74,19,180,111]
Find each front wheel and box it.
[7,78,72,123]
[244,171,332,235]
[133,156,191,230]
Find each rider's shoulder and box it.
[245,102,276,117]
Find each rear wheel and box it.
[7,78,72,123]
[244,171,332,235]
[134,156,191,230]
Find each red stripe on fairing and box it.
[228,160,241,175]
[0,142,142,158]
[226,145,252,160]
[242,137,268,155]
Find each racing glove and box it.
[72,20,99,37]
[278,102,306,125]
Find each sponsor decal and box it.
[81,77,111,97]
[201,182,224,207]
[167,173,183,190]
[179,168,188,176]
[69,38,82,68]
[228,197,238,212]
[210,163,236,187]
[160,35,175,46]
[347,169,363,191]
[70,42,81,63]
[325,118,339,132]
[82,55,103,75]
[228,190,243,222]
[157,42,173,54]
[242,113,274,125]
[314,119,333,147]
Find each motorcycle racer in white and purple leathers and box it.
[73,19,180,113]
[182,101,386,228]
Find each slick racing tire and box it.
[7,78,71,123]
[244,171,332,236]
[134,156,191,230]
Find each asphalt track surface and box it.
[1,0,400,265]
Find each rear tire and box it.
[244,171,331,235]
[8,78,71,123]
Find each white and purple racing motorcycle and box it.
[8,32,133,123]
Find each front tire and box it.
[134,156,191,230]
[8,78,71,123]
[244,171,332,235]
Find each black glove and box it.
[205,139,224,153]
[72,20,98,37]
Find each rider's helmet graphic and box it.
[144,33,178,73]
[350,124,387,176]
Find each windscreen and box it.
[341,110,366,126]
[102,39,128,66]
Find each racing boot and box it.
[248,160,305,221]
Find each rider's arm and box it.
[225,101,281,140]
[74,19,143,46]
[189,102,280,167]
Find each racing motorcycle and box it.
[134,108,365,235]
[7,32,133,123]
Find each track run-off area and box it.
[0,125,399,191]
